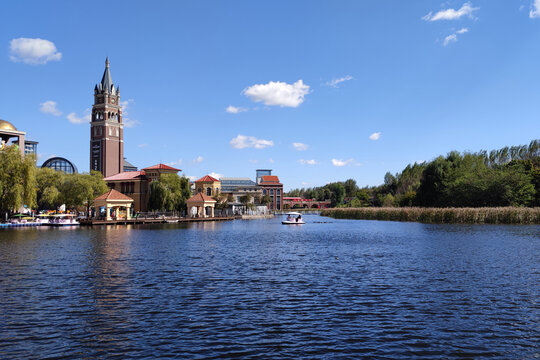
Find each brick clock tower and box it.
[90,57,123,178]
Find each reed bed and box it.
[321,207,540,224]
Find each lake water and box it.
[0,216,538,359]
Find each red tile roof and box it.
[142,163,181,172]
[260,175,281,185]
[95,189,134,201]
[186,192,217,203]
[104,171,146,181]
[195,175,220,182]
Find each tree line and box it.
[286,140,540,208]
[0,146,109,215]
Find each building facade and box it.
[194,175,221,196]
[90,58,124,178]
[258,174,283,210]
[142,163,181,182]
[104,171,149,212]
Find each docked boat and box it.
[282,212,305,225]
[43,214,80,227]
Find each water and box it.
[0,217,538,359]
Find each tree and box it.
[0,146,36,215]
[36,167,65,210]
[239,193,253,211]
[344,179,358,198]
[327,182,345,207]
[261,194,272,207]
[148,180,167,211]
[147,174,192,212]
[63,171,108,212]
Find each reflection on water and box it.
[0,218,539,359]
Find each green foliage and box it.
[344,179,358,198]
[62,171,108,210]
[287,139,539,209]
[0,146,36,214]
[148,174,192,212]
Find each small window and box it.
[206,187,212,196]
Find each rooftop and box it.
[196,175,220,183]
[95,189,134,201]
[259,175,282,185]
[142,163,181,172]
[186,192,217,203]
[104,171,146,181]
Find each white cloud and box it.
[39,100,62,116]
[369,132,381,140]
[193,156,204,163]
[530,0,540,18]
[120,99,140,127]
[209,172,223,180]
[123,118,140,128]
[443,28,469,46]
[9,38,62,65]
[186,175,198,181]
[230,134,274,149]
[269,158,275,163]
[292,142,309,151]
[443,34,458,46]
[332,158,355,167]
[243,80,310,107]
[67,112,90,124]
[137,143,148,148]
[298,159,318,165]
[167,159,183,166]
[325,75,353,88]
[226,105,248,114]
[423,2,479,21]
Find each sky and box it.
[1,0,539,191]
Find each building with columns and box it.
[90,58,124,178]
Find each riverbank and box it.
[321,207,540,224]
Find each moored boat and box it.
[43,214,80,227]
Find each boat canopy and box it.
[285,212,302,216]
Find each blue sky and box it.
[1,1,539,190]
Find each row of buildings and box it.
[90,58,283,214]
[2,58,334,216]
[2,58,285,215]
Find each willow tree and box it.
[0,146,36,215]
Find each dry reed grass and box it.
[321,207,540,224]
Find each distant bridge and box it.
[283,197,331,209]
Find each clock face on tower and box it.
[111,99,116,104]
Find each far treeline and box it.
[286,140,540,208]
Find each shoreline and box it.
[321,207,540,225]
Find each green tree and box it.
[63,171,108,212]
[344,179,358,198]
[0,146,36,215]
[36,167,65,210]
[327,182,345,207]
[239,193,253,211]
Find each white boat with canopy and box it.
[282,212,305,225]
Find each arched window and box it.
[206,187,212,196]
[197,187,202,193]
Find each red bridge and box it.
[283,197,331,209]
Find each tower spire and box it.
[100,57,113,93]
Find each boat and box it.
[282,212,305,225]
[43,214,80,227]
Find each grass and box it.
[321,207,540,224]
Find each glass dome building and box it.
[42,157,78,174]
